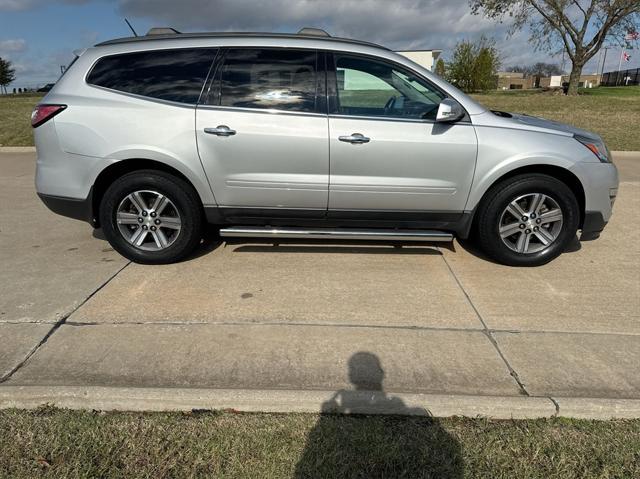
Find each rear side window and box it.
[214,48,318,112]
[87,48,217,104]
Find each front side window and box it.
[333,54,445,120]
[87,48,217,104]
[216,48,318,112]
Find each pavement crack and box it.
[440,252,531,397]
[548,396,560,416]
[0,261,131,384]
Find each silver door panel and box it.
[196,108,329,209]
[328,117,477,211]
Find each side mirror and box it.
[435,98,464,123]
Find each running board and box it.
[219,227,453,242]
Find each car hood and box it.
[495,111,601,140]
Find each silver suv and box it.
[34,28,618,266]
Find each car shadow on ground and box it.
[294,352,463,478]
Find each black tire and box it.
[475,174,580,266]
[99,170,203,264]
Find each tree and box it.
[447,37,501,92]
[0,58,16,95]
[470,0,640,95]
[509,62,564,76]
[434,58,446,77]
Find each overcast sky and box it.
[0,0,638,87]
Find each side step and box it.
[219,227,453,242]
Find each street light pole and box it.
[599,47,609,85]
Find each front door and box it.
[327,53,477,217]
[196,47,328,216]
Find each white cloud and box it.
[0,0,89,11]
[0,39,27,53]
[116,0,513,50]
[114,0,551,66]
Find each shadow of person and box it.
[294,352,463,478]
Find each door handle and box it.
[204,125,236,136]
[338,133,370,144]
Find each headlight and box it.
[574,134,611,163]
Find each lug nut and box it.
[150,226,156,231]
[519,224,525,229]
[536,218,542,224]
[530,213,536,219]
[534,226,539,231]
[137,217,143,223]
[142,225,148,230]
[154,219,161,225]
[525,229,531,234]
[150,212,157,217]
[521,216,528,221]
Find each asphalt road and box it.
[1,151,638,418]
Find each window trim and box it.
[326,51,469,124]
[84,47,219,105]
[202,46,325,115]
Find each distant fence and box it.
[600,68,640,86]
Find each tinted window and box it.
[87,48,217,104]
[334,54,444,119]
[217,48,317,112]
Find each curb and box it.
[1,386,638,419]
[611,151,640,159]
[0,146,35,153]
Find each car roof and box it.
[95,30,390,52]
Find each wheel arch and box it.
[468,164,586,230]
[91,158,204,227]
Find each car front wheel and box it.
[476,174,580,266]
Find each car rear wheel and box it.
[100,170,203,264]
[476,174,580,266]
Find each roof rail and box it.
[146,27,181,36]
[95,31,390,51]
[297,27,330,37]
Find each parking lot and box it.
[1,151,638,418]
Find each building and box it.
[495,71,535,90]
[539,74,600,88]
[395,49,442,72]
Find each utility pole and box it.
[599,47,609,85]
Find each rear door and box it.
[327,52,477,217]
[196,48,329,216]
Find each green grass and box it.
[1,407,639,478]
[1,86,639,150]
[471,87,640,151]
[0,94,41,147]
[578,86,640,96]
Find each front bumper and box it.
[581,211,607,240]
[571,161,618,240]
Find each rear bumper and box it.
[37,190,95,225]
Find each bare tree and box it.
[509,62,564,76]
[470,0,640,94]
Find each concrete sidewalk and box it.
[1,152,638,419]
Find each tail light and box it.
[31,104,67,128]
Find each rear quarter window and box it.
[87,48,217,104]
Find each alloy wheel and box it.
[115,190,182,251]
[498,193,563,254]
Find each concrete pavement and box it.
[1,151,638,418]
